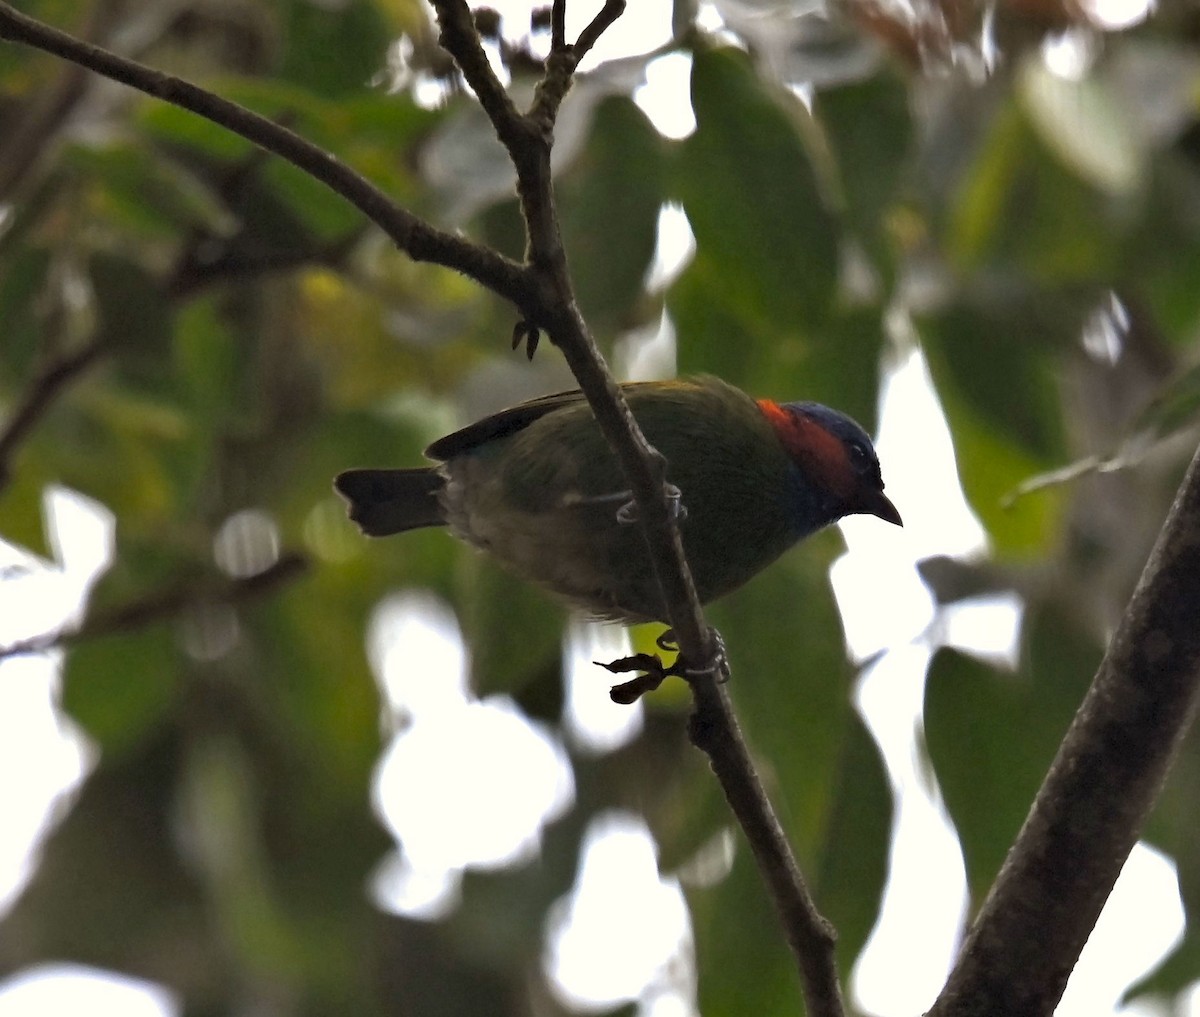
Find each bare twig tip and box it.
[574,0,627,59]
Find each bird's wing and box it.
[424,381,664,461]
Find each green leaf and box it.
[250,575,385,790]
[671,253,883,431]
[0,466,52,560]
[947,100,1118,283]
[560,97,667,339]
[693,533,890,992]
[260,160,366,239]
[921,296,1072,556]
[924,604,1099,905]
[676,47,839,335]
[174,296,252,428]
[63,627,181,756]
[1018,58,1143,197]
[280,0,393,98]
[460,554,567,703]
[794,305,885,435]
[816,72,913,242]
[0,246,52,383]
[89,253,175,391]
[922,298,1066,461]
[64,141,234,240]
[815,714,893,968]
[691,841,805,1017]
[1121,158,1200,347]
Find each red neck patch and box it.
[756,399,855,498]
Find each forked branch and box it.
[0,4,845,1013]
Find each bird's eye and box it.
[847,441,870,469]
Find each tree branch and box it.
[930,442,1200,1017]
[0,339,106,495]
[690,676,846,1015]
[429,3,845,1014]
[574,0,626,59]
[0,4,845,1011]
[0,552,308,660]
[0,1,535,311]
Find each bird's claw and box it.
[512,319,541,360]
[616,484,687,526]
[597,627,727,703]
[597,653,673,704]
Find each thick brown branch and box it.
[0,2,534,309]
[930,442,1200,1017]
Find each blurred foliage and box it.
[2,0,1200,1014]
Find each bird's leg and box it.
[613,484,687,525]
[597,626,727,704]
[681,628,729,684]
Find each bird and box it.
[334,375,901,625]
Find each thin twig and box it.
[575,0,625,59]
[0,0,123,202]
[0,1,534,310]
[0,339,106,494]
[0,553,308,660]
[430,3,844,1013]
[930,442,1200,1016]
[1,4,846,1010]
[430,0,525,148]
[690,677,846,1016]
[550,0,567,50]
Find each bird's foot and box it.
[597,652,675,704]
[614,484,687,526]
[597,627,727,704]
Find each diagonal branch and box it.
[429,2,845,1014]
[0,1,535,311]
[690,676,846,1015]
[1,3,846,1012]
[575,0,626,59]
[930,441,1200,1017]
[0,339,106,495]
[0,552,308,661]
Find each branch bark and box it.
[0,1,534,311]
[0,4,845,1013]
[930,443,1200,1017]
[426,2,844,1012]
[0,553,308,660]
[0,339,105,494]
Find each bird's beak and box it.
[859,488,903,527]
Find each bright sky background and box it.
[0,0,1187,1014]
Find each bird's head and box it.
[757,399,902,530]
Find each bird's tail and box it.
[334,468,445,536]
